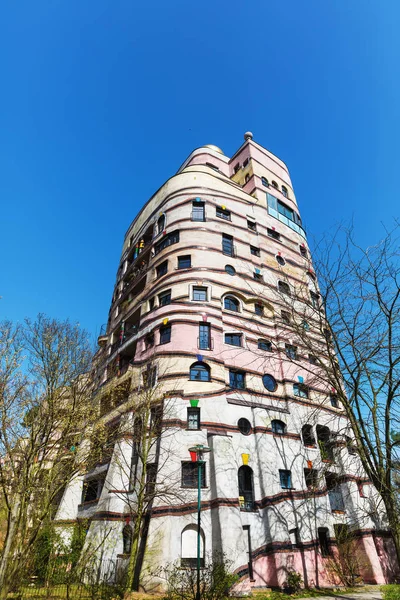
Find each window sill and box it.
[331,510,346,514]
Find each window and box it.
[308,271,316,282]
[178,255,191,269]
[289,528,300,548]
[159,325,171,344]
[247,219,257,231]
[253,272,262,282]
[224,296,239,312]
[318,528,331,557]
[281,310,291,323]
[187,407,200,430]
[254,303,263,316]
[326,473,345,512]
[310,291,319,308]
[145,333,155,348]
[156,261,168,278]
[158,289,171,306]
[267,228,280,240]
[244,173,250,184]
[225,265,236,275]
[243,158,249,167]
[82,477,104,503]
[278,281,291,296]
[250,245,260,257]
[323,328,332,342]
[272,181,278,189]
[293,383,308,398]
[276,255,286,266]
[278,200,295,222]
[225,333,242,347]
[154,231,179,255]
[271,420,286,434]
[206,162,219,171]
[143,365,157,388]
[285,344,297,360]
[190,362,210,382]
[300,245,308,258]
[192,286,208,302]
[198,323,211,350]
[150,405,163,436]
[149,297,155,311]
[157,214,165,235]
[233,163,240,173]
[222,233,234,256]
[216,206,231,220]
[261,177,269,187]
[330,394,339,408]
[192,201,205,222]
[281,185,288,198]
[309,354,317,365]
[304,468,319,489]
[316,425,334,461]
[238,418,252,435]
[346,436,356,455]
[181,525,205,568]
[258,339,272,351]
[182,462,206,488]
[262,374,277,392]
[238,466,254,511]
[145,463,157,497]
[302,320,310,331]
[229,369,245,390]
[279,469,292,489]
[122,525,133,554]
[302,424,315,446]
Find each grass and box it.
[381,585,400,600]
[250,586,374,599]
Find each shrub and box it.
[285,571,302,593]
[381,584,400,600]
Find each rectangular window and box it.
[309,354,317,365]
[326,474,345,512]
[318,528,331,557]
[181,461,206,488]
[304,468,319,489]
[330,394,339,408]
[198,323,211,350]
[145,463,157,497]
[293,383,308,398]
[233,163,240,173]
[192,201,205,222]
[253,272,262,281]
[250,245,260,257]
[225,333,242,347]
[149,297,155,311]
[279,469,292,489]
[278,200,295,222]
[154,231,179,255]
[254,303,263,316]
[281,311,291,323]
[206,162,219,171]
[285,344,297,360]
[159,325,171,344]
[229,369,245,390]
[267,228,280,240]
[192,286,208,302]
[222,234,234,256]
[289,528,300,548]
[158,289,171,306]
[156,261,168,278]
[310,291,319,308]
[82,477,105,503]
[178,255,191,269]
[145,333,155,349]
[258,339,272,351]
[143,365,157,389]
[187,407,200,430]
[216,206,231,220]
[247,219,257,231]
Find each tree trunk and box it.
[0,498,21,599]
[381,492,400,573]
[124,514,143,593]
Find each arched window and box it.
[271,180,278,189]
[190,362,210,382]
[281,185,288,198]
[224,296,240,312]
[316,425,334,461]
[157,214,165,235]
[271,420,286,435]
[181,525,205,568]
[238,466,254,511]
[278,281,291,296]
[238,418,252,435]
[122,524,133,554]
[302,424,315,446]
[261,177,269,187]
[225,265,236,276]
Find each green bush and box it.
[381,584,400,600]
[285,571,303,593]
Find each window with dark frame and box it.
[198,323,211,350]
[225,333,242,347]
[192,201,205,222]
[238,418,252,435]
[159,325,171,344]
[225,264,236,275]
[154,231,179,255]
[254,303,263,316]
[318,528,331,557]
[190,362,210,382]
[156,261,168,278]
[281,310,291,323]
[253,272,262,281]
[304,468,319,489]
[300,245,308,258]
[261,177,269,187]
[158,289,171,306]
[216,206,231,220]
[271,420,286,435]
[222,233,234,256]
[309,354,317,365]
[229,369,245,390]
[224,296,239,311]
[157,214,165,235]
[145,463,157,497]
[267,228,280,240]
[279,469,292,489]
[181,461,206,488]
[187,407,200,430]
[192,286,208,302]
[293,383,308,398]
[178,255,191,269]
[238,465,254,511]
[145,332,155,348]
[302,424,316,446]
[258,339,272,351]
[250,245,260,256]
[278,281,291,296]
[310,291,319,308]
[247,219,257,231]
[330,394,339,408]
[285,344,297,360]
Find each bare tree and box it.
[0,315,94,598]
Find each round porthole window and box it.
[238,418,252,435]
[225,265,236,275]
[276,255,286,266]
[262,374,277,392]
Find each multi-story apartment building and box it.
[56,133,396,589]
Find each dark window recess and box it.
[157,214,165,235]
[82,477,104,503]
[253,272,262,281]
[149,297,155,311]
[317,425,334,461]
[156,261,168,278]
[193,286,207,301]
[293,383,308,398]
[154,231,179,255]
[158,289,171,306]
[276,255,285,266]
[309,354,318,365]
[198,323,211,350]
[346,436,356,455]
[233,163,240,173]
[143,365,157,388]
[225,265,236,275]
[178,255,191,269]
[206,162,219,171]
[263,374,277,392]
[190,362,210,382]
[225,333,242,347]
[330,394,339,408]
[182,461,206,488]
[145,333,155,348]
[216,206,231,220]
[304,468,319,489]
[238,465,254,511]
[279,469,292,489]
[238,418,252,435]
[250,245,260,256]
[272,181,278,189]
[271,420,286,434]
[281,310,291,323]
[192,201,205,222]
[187,407,200,430]
[258,339,272,351]
[268,228,280,240]
[244,174,250,183]
[318,528,331,557]
[243,158,249,167]
[122,525,133,554]
[150,405,163,436]
[289,528,300,548]
[300,245,308,258]
[254,303,263,316]
[145,463,157,497]
[229,369,245,389]
[281,185,289,198]
[302,424,316,446]
[285,344,297,360]
[278,281,291,295]
[222,234,234,256]
[247,220,256,231]
[310,291,320,308]
[159,325,171,344]
[224,296,239,311]
[261,177,269,187]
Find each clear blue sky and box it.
[1,1,399,340]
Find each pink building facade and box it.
[56,133,398,589]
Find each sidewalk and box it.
[315,590,382,600]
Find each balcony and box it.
[97,323,108,347]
